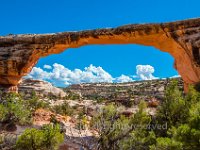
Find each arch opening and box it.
[28,44,178,87]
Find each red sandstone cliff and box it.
[0,18,200,92]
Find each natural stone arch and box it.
[0,18,200,92]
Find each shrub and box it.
[96,97,105,103]
[51,101,74,116]
[90,81,200,150]
[150,137,182,150]
[65,91,80,100]
[152,83,200,149]
[155,80,187,136]
[16,128,44,150]
[0,93,32,125]
[75,114,88,130]
[168,101,200,149]
[27,96,50,112]
[41,124,64,150]
[16,124,64,150]
[91,101,155,150]
[124,99,134,107]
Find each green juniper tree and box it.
[152,83,200,149]
[91,101,155,150]
[16,124,64,150]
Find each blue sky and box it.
[1,0,200,86]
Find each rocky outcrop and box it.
[0,18,200,92]
[18,79,66,98]
[65,77,183,103]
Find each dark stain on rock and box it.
[192,46,200,66]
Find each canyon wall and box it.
[0,18,200,92]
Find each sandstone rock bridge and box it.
[0,18,200,92]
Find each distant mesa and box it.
[18,79,66,98]
[0,18,200,92]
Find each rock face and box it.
[0,18,200,92]
[65,77,183,103]
[18,79,66,98]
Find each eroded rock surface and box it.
[18,79,66,98]
[0,18,200,92]
[66,78,183,101]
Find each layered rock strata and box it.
[0,18,200,92]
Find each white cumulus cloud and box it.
[115,74,133,83]
[43,64,52,69]
[26,67,51,80]
[27,64,113,87]
[26,63,165,87]
[135,65,157,80]
[170,75,181,78]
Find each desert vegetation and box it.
[89,81,200,150]
[0,79,200,150]
[16,124,64,150]
[0,92,65,150]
